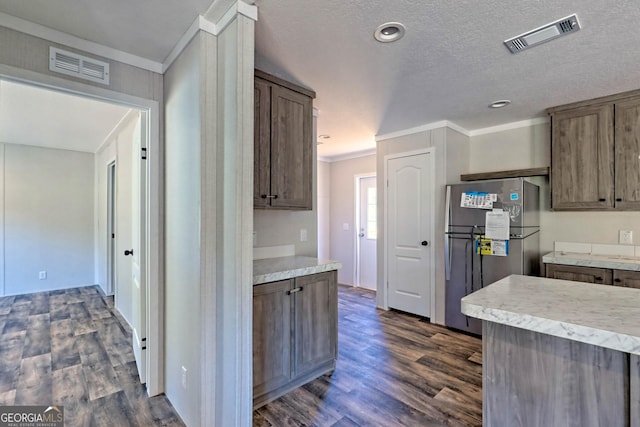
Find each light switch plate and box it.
[619,230,633,245]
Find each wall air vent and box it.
[504,14,581,54]
[49,47,110,85]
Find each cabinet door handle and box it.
[598,198,606,202]
[616,198,623,202]
[261,194,279,199]
[614,278,622,283]
[595,276,603,281]
[286,286,303,295]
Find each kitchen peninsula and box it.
[462,274,640,427]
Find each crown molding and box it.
[468,117,549,136]
[162,1,258,72]
[375,120,471,141]
[375,116,551,142]
[0,12,163,73]
[320,147,376,163]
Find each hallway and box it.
[0,286,183,426]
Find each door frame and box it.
[0,64,164,396]
[383,148,436,319]
[354,173,376,288]
[107,160,117,296]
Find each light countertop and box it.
[461,274,640,355]
[253,256,341,285]
[543,251,640,271]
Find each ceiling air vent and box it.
[504,14,581,54]
[49,47,110,85]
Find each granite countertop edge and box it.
[461,274,640,356]
[543,251,640,271]
[253,256,341,285]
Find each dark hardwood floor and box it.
[0,286,184,427]
[253,285,483,427]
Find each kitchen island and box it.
[461,274,640,427]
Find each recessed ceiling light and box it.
[489,100,511,108]
[317,135,330,145]
[374,22,406,43]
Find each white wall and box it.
[468,121,640,255]
[2,143,94,296]
[95,110,138,326]
[317,160,331,259]
[328,155,376,285]
[376,127,469,325]
[164,34,202,427]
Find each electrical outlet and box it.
[181,366,187,389]
[39,271,47,280]
[619,230,633,245]
[300,228,308,242]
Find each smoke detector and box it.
[504,14,581,53]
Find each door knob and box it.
[124,249,134,256]
[421,241,429,246]
[359,233,365,237]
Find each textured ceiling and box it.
[0,0,213,62]
[255,0,640,159]
[1,1,640,160]
[0,80,132,153]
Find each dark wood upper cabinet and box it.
[614,97,640,210]
[548,89,640,211]
[254,70,315,210]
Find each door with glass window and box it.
[357,176,377,290]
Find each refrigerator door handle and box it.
[445,185,452,281]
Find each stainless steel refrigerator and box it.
[444,178,540,335]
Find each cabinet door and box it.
[253,279,292,397]
[613,269,640,289]
[254,78,272,207]
[293,271,337,377]
[270,84,313,210]
[615,97,640,210]
[545,264,612,285]
[551,105,614,210]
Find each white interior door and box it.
[386,152,433,317]
[131,113,147,384]
[357,176,377,290]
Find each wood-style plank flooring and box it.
[253,285,483,426]
[0,286,184,427]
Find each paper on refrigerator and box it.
[485,209,510,240]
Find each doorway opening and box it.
[355,174,377,291]
[107,161,117,295]
[0,72,161,395]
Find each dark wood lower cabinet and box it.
[252,279,292,398]
[545,263,613,285]
[545,263,640,289]
[253,271,337,409]
[613,269,640,289]
[484,321,630,427]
